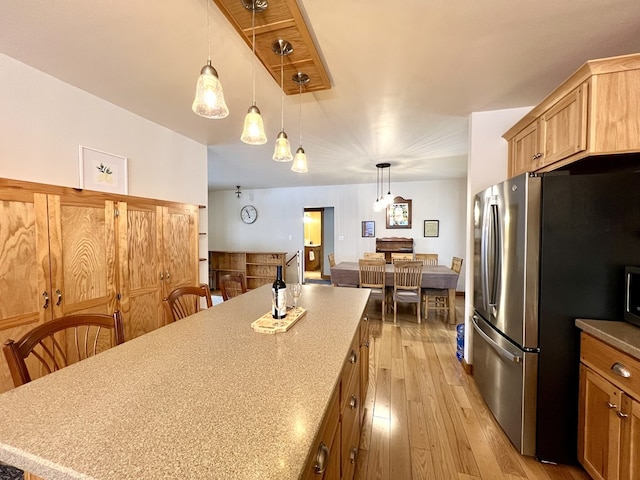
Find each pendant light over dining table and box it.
[373,162,392,212]
[240,0,268,145]
[272,39,293,162]
[291,72,310,173]
[192,0,229,119]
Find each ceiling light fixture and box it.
[272,39,294,162]
[235,185,242,198]
[373,163,392,212]
[192,0,229,119]
[240,0,268,145]
[291,72,310,173]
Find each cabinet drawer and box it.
[341,333,360,408]
[302,385,340,480]
[581,333,640,400]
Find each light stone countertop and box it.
[575,319,640,359]
[0,284,370,480]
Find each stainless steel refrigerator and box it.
[472,170,640,465]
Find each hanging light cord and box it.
[388,165,391,194]
[280,52,284,130]
[298,82,303,146]
[206,0,211,62]
[251,6,256,105]
[376,166,380,200]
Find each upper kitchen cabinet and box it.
[504,53,640,177]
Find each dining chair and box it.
[218,274,247,301]
[392,261,423,324]
[328,253,336,267]
[363,252,385,260]
[358,259,386,321]
[391,252,414,262]
[163,283,213,322]
[3,311,125,387]
[423,256,463,320]
[415,253,438,265]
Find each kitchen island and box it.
[0,284,370,480]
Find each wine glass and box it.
[290,283,302,311]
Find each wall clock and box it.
[240,205,258,224]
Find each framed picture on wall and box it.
[386,196,412,229]
[78,145,128,195]
[424,220,439,237]
[362,220,375,237]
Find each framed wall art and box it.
[386,196,412,229]
[362,220,375,237]
[424,220,439,237]
[78,145,128,195]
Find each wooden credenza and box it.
[375,237,413,263]
[209,250,286,290]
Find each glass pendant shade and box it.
[383,191,394,206]
[291,147,308,173]
[241,105,267,145]
[273,131,293,161]
[192,61,229,119]
[373,198,384,212]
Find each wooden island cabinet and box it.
[504,53,640,178]
[0,178,200,393]
[577,322,640,480]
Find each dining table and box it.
[330,261,460,322]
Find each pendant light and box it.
[192,0,229,119]
[240,0,267,145]
[291,72,310,173]
[272,39,293,162]
[381,162,394,206]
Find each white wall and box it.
[464,107,533,360]
[0,53,209,282]
[208,178,468,290]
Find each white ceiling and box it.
[2,0,640,190]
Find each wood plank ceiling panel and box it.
[212,0,331,94]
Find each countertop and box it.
[575,319,640,360]
[0,284,370,480]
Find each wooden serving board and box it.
[251,307,307,334]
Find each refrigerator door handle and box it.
[472,315,522,363]
[486,200,501,315]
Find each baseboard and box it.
[461,358,473,374]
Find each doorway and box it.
[303,207,334,283]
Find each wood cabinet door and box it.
[160,205,199,296]
[539,83,588,168]
[117,201,164,340]
[509,120,539,177]
[0,190,52,393]
[579,365,622,480]
[50,194,117,318]
[620,394,640,480]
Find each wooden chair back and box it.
[415,253,438,265]
[163,283,213,322]
[363,252,385,260]
[358,259,386,289]
[328,253,336,267]
[3,311,125,387]
[219,274,247,301]
[391,252,414,262]
[451,256,463,274]
[393,261,423,292]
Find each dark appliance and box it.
[625,265,640,327]
[472,171,640,465]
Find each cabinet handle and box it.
[349,447,358,464]
[349,394,358,410]
[314,442,329,474]
[363,314,369,322]
[349,350,358,364]
[611,362,631,378]
[160,272,164,280]
[532,152,543,160]
[617,410,629,419]
[607,401,618,410]
[42,291,49,309]
[55,289,62,306]
[364,340,370,348]
[166,271,170,280]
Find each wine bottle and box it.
[272,265,287,319]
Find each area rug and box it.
[0,464,23,480]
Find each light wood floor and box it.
[355,297,591,480]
